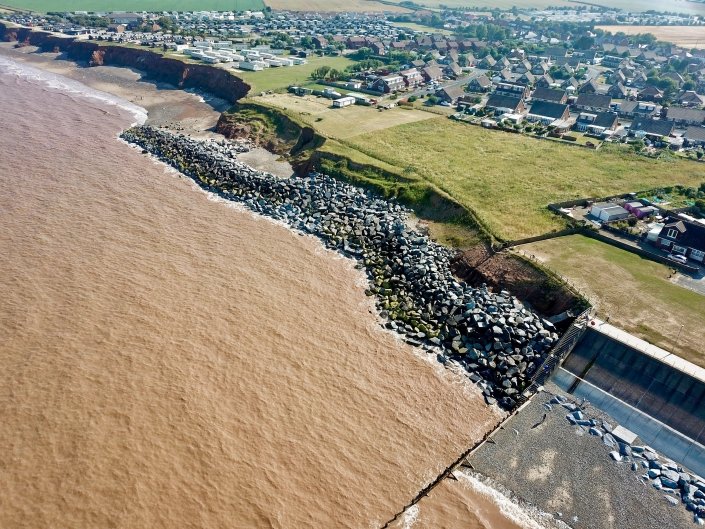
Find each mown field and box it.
[596,25,705,49]
[238,56,354,93]
[338,117,705,240]
[256,93,436,139]
[1,0,263,11]
[264,0,410,12]
[520,235,705,367]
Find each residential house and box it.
[444,62,462,79]
[526,101,570,124]
[655,218,705,262]
[436,85,466,105]
[629,117,675,139]
[422,64,443,83]
[683,126,705,147]
[495,82,530,99]
[608,82,628,99]
[666,107,705,126]
[638,85,664,102]
[370,74,404,93]
[479,55,496,69]
[400,68,423,88]
[517,72,536,86]
[484,94,526,115]
[531,87,567,104]
[617,100,658,118]
[678,90,705,107]
[578,79,599,94]
[574,111,619,134]
[468,74,492,92]
[535,74,555,88]
[575,93,612,112]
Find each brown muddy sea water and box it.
[0,54,537,529]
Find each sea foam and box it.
[0,54,148,126]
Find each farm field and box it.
[264,0,410,12]
[596,25,705,49]
[519,235,705,367]
[256,93,436,139]
[0,0,263,11]
[237,56,354,93]
[338,117,705,240]
[385,0,705,15]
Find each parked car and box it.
[668,254,688,264]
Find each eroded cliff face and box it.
[0,23,250,103]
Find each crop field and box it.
[264,0,410,12]
[1,0,263,11]
[596,25,705,49]
[237,56,354,94]
[520,235,705,367]
[385,0,705,15]
[338,117,705,240]
[256,93,436,139]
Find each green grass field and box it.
[238,55,354,94]
[1,0,263,12]
[337,117,705,241]
[521,235,705,367]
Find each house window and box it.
[667,229,678,238]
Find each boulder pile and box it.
[121,125,560,408]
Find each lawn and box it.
[256,93,436,139]
[596,25,705,49]
[520,235,705,367]
[340,117,705,240]
[2,0,263,11]
[237,56,355,94]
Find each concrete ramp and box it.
[557,320,705,476]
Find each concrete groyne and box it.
[121,125,560,408]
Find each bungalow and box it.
[527,101,570,124]
[574,93,612,112]
[370,74,404,93]
[638,85,664,102]
[444,62,462,79]
[629,117,675,139]
[422,64,443,83]
[590,202,630,223]
[656,218,705,262]
[666,107,705,126]
[535,74,555,88]
[468,74,492,92]
[485,94,526,115]
[400,68,423,88]
[436,85,466,105]
[683,126,705,147]
[531,87,567,104]
[578,79,599,94]
[574,111,618,134]
[517,72,536,86]
[479,55,496,69]
[608,82,628,99]
[678,90,705,107]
